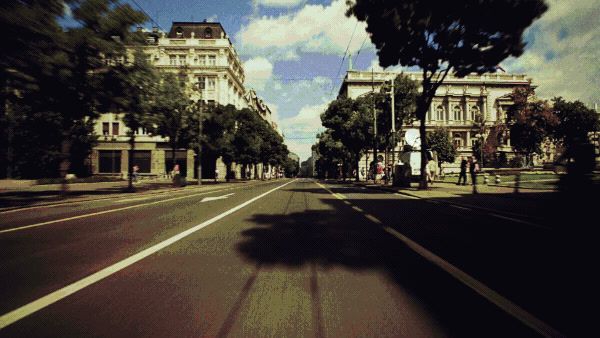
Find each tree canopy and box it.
[346,0,548,188]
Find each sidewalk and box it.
[0,178,256,211]
[347,179,559,223]
[351,179,552,198]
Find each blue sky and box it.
[115,1,598,160]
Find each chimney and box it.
[152,26,158,33]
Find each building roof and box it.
[167,21,227,39]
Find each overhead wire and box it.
[129,0,164,32]
[329,21,359,97]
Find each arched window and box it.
[453,133,463,148]
[204,27,213,38]
[175,27,183,38]
[470,105,479,121]
[436,105,444,120]
[453,105,462,120]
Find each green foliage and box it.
[508,89,558,165]
[313,130,351,179]
[346,0,548,187]
[552,97,600,153]
[1,0,147,178]
[153,73,193,152]
[426,128,456,165]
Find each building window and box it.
[112,122,119,135]
[436,105,444,121]
[204,27,213,38]
[208,55,216,66]
[197,76,206,90]
[178,55,186,65]
[453,105,462,120]
[207,77,216,89]
[169,55,177,65]
[470,105,479,120]
[453,133,463,148]
[132,150,152,173]
[198,55,206,65]
[102,122,110,135]
[98,150,121,173]
[176,27,183,38]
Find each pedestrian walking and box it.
[426,160,435,185]
[132,165,140,183]
[469,157,479,185]
[457,157,467,185]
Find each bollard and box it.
[514,173,521,194]
[483,174,489,184]
[495,175,501,184]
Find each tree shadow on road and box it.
[235,199,537,337]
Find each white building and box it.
[339,68,535,174]
[91,22,274,179]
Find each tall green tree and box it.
[426,128,456,170]
[153,73,192,173]
[507,88,558,167]
[346,0,548,188]
[58,0,147,185]
[103,48,158,190]
[322,96,374,180]
[0,0,67,178]
[233,108,263,179]
[552,97,600,157]
[200,103,238,179]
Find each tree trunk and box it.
[171,145,177,176]
[416,95,429,190]
[128,134,136,191]
[225,162,232,181]
[355,153,360,182]
[59,135,72,196]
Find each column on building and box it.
[120,150,129,178]
[463,98,469,124]
[446,97,451,122]
[466,130,471,149]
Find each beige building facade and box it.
[339,69,535,174]
[91,22,275,179]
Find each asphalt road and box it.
[0,179,575,337]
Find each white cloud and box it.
[279,103,327,161]
[243,57,274,90]
[237,0,372,58]
[63,3,72,17]
[504,0,600,105]
[206,15,218,22]
[255,0,305,8]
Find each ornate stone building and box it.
[338,69,534,173]
[91,22,274,179]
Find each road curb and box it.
[351,182,546,225]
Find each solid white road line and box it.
[315,181,563,338]
[0,179,297,330]
[450,204,472,211]
[489,213,548,230]
[0,181,276,234]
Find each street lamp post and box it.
[197,99,203,185]
[475,132,484,168]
